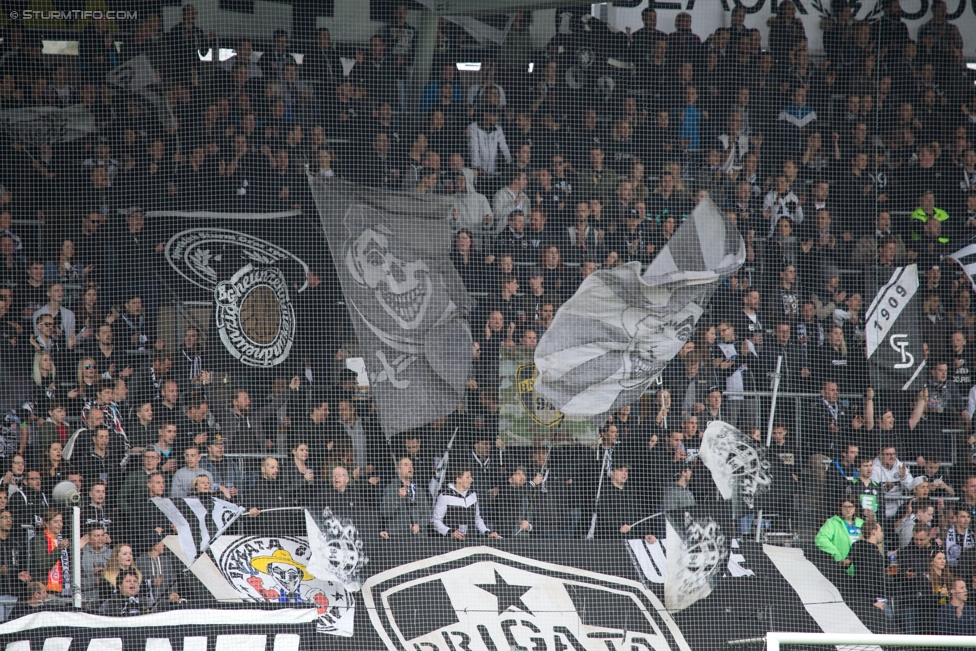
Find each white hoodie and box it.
[452,168,494,246]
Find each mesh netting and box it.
[0,0,974,648]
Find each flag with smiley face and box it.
[308,176,477,435]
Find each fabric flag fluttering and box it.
[107,54,178,134]
[304,508,368,592]
[865,264,926,392]
[951,244,976,294]
[664,511,728,612]
[698,421,771,509]
[0,105,96,148]
[534,196,745,418]
[152,497,245,565]
[308,177,476,435]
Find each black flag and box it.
[865,264,926,391]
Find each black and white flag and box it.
[534,196,744,417]
[865,264,926,391]
[664,511,728,612]
[308,177,476,435]
[0,105,96,148]
[157,210,322,371]
[106,54,178,134]
[698,421,771,509]
[304,508,369,592]
[950,244,976,293]
[152,497,245,565]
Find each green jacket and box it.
[815,515,864,576]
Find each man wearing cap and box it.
[469,432,502,524]
[594,458,656,543]
[199,434,243,501]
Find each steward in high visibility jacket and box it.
[910,189,950,244]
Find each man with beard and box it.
[379,457,430,538]
[202,371,300,457]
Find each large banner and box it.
[156,210,329,371]
[534,197,744,419]
[606,0,976,59]
[308,177,476,436]
[0,539,864,650]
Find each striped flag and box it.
[152,497,245,565]
[865,264,926,392]
[950,243,976,293]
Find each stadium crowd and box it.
[0,0,976,635]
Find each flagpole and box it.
[585,446,609,540]
[432,426,460,496]
[628,512,664,528]
[765,355,783,447]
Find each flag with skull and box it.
[534,196,745,419]
[308,176,476,435]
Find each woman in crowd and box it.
[100,544,142,604]
[39,440,70,494]
[815,326,852,393]
[29,351,59,411]
[71,356,98,409]
[920,551,953,634]
[31,509,87,595]
[281,440,318,507]
[451,229,488,294]
[76,282,113,343]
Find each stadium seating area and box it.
[1,0,976,636]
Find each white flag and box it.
[304,509,368,592]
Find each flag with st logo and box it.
[865,264,925,392]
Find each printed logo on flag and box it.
[211,535,355,636]
[514,364,564,428]
[164,227,309,291]
[163,227,308,368]
[363,546,690,651]
[214,264,296,368]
